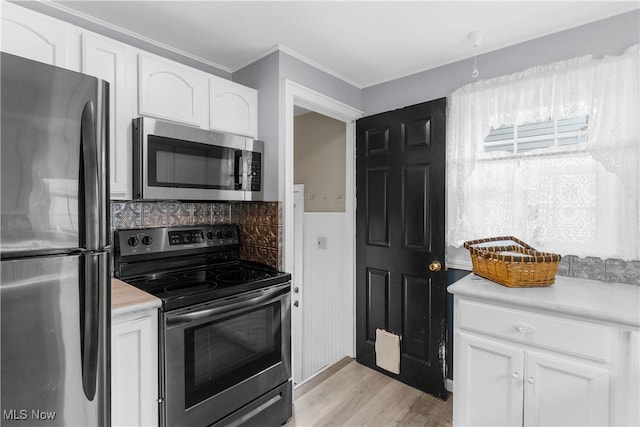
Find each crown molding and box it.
[276,45,363,90]
[234,43,363,90]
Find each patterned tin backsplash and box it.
[556,255,640,285]
[110,201,282,270]
[231,202,283,271]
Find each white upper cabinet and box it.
[138,54,208,128]
[1,2,78,70]
[209,77,258,138]
[82,33,134,200]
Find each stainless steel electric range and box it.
[114,225,292,427]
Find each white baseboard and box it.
[446,379,454,393]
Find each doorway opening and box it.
[282,81,362,387]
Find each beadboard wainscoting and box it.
[300,212,353,382]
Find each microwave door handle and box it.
[234,150,243,190]
[167,285,289,326]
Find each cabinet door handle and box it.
[512,372,519,380]
[514,323,536,335]
[527,377,535,384]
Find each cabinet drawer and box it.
[457,299,611,361]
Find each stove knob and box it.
[225,230,233,239]
[142,236,153,246]
[206,231,214,240]
[216,230,224,239]
[127,236,139,247]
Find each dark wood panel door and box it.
[356,98,447,399]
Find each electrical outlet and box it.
[317,237,327,250]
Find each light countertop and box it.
[111,278,161,317]
[448,274,640,328]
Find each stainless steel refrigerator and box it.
[1,53,110,426]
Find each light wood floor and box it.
[284,358,453,427]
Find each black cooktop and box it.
[114,226,291,311]
[122,260,290,311]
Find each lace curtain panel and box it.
[446,45,639,260]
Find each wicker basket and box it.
[463,236,561,288]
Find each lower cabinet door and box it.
[524,351,610,427]
[112,310,159,427]
[454,332,524,427]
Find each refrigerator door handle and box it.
[80,254,106,401]
[80,100,100,252]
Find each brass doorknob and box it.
[428,261,442,272]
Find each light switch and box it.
[317,237,327,250]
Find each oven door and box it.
[163,282,291,427]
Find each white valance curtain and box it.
[447,45,639,260]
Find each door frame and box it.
[292,183,304,384]
[281,79,363,356]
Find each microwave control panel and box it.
[249,152,262,192]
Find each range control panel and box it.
[116,225,240,257]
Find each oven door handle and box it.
[166,284,290,327]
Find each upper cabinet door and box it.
[138,54,208,128]
[1,2,70,68]
[82,33,133,200]
[209,77,258,138]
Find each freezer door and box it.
[0,252,110,426]
[0,53,110,256]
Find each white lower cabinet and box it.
[455,333,524,426]
[111,310,159,427]
[618,328,640,426]
[524,351,609,426]
[453,298,614,426]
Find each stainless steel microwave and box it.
[133,117,263,201]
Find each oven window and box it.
[148,135,235,189]
[184,301,282,408]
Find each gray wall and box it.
[233,50,362,201]
[232,52,281,200]
[279,51,362,111]
[362,9,640,116]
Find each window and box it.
[446,45,639,261]
[484,116,588,154]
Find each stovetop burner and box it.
[146,276,178,286]
[215,267,270,284]
[114,225,291,311]
[165,281,218,295]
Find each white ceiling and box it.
[54,1,639,88]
